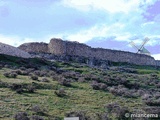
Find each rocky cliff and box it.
[18,38,157,66]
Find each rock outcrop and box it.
[0,42,31,58]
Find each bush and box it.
[10,83,23,94]
[30,115,44,120]
[65,111,87,120]
[91,81,100,90]
[104,103,129,119]
[3,72,10,77]
[27,85,36,93]
[10,72,18,78]
[54,88,66,97]
[0,80,8,88]
[30,75,38,81]
[100,113,109,120]
[41,78,49,82]
[144,98,160,106]
[3,72,17,78]
[14,112,29,120]
[58,78,71,87]
[32,105,43,113]
[78,77,85,82]
[108,86,138,98]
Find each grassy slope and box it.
[0,54,160,120]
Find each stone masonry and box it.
[18,42,48,53]
[18,38,158,66]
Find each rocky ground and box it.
[0,54,160,120]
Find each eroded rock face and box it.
[0,42,31,58]
[18,42,48,53]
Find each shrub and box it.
[91,81,100,90]
[32,105,42,113]
[141,94,152,100]
[52,75,62,81]
[104,103,129,119]
[27,85,36,93]
[41,78,49,82]
[78,77,85,82]
[10,72,18,78]
[65,111,87,120]
[3,72,10,77]
[30,75,38,81]
[100,113,109,120]
[31,105,47,115]
[150,73,159,79]
[108,86,138,98]
[144,98,160,106]
[54,88,66,97]
[30,115,44,120]
[58,78,71,87]
[136,89,145,96]
[0,80,8,88]
[16,88,24,94]
[14,112,29,120]
[20,67,26,70]
[10,83,23,94]
[3,72,17,78]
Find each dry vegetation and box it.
[0,54,160,120]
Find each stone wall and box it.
[156,60,160,66]
[48,38,156,66]
[18,38,158,66]
[18,42,48,53]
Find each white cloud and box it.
[152,54,160,60]
[0,34,21,46]
[62,0,156,13]
[0,34,51,47]
[58,23,127,43]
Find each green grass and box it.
[0,68,142,120]
[0,54,160,120]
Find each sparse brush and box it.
[41,78,49,82]
[54,88,66,97]
[104,102,129,119]
[144,98,160,106]
[9,83,24,94]
[27,85,36,93]
[32,105,42,113]
[14,112,29,120]
[65,111,87,120]
[58,78,71,87]
[10,72,18,78]
[90,81,100,90]
[78,77,85,82]
[30,75,38,81]
[3,72,17,78]
[30,115,44,120]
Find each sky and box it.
[0,0,160,60]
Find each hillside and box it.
[0,54,160,120]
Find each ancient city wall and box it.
[18,42,48,53]
[18,38,157,66]
[156,60,160,66]
[48,38,156,66]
